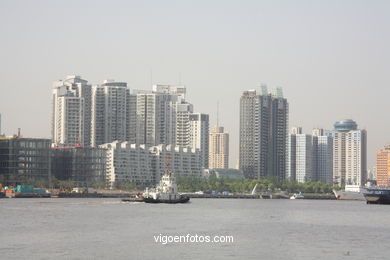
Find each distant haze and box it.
[1,0,389,169]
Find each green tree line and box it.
[176,175,341,194]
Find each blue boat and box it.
[363,188,390,204]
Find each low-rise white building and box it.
[100,142,202,188]
[100,142,153,187]
[150,144,202,181]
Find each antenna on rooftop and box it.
[150,69,153,87]
[217,101,219,127]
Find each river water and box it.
[0,198,389,260]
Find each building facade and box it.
[52,75,91,147]
[91,80,129,146]
[332,119,367,186]
[51,146,106,186]
[0,137,52,186]
[312,128,333,184]
[175,102,194,146]
[209,126,229,169]
[239,86,288,179]
[288,127,313,183]
[134,92,179,146]
[190,113,209,169]
[376,145,390,187]
[149,144,202,180]
[100,142,154,188]
[100,142,202,188]
[152,84,186,99]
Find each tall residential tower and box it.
[288,127,313,182]
[376,144,390,187]
[190,113,209,169]
[332,119,367,186]
[52,75,91,147]
[209,126,229,169]
[239,86,289,179]
[91,80,129,146]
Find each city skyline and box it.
[1,0,390,168]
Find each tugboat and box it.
[143,173,190,204]
[363,188,390,204]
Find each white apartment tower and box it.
[152,84,186,99]
[175,102,194,146]
[134,92,179,146]
[332,120,367,186]
[209,126,229,169]
[190,113,209,169]
[91,80,129,146]
[288,127,313,183]
[312,128,333,184]
[52,75,91,147]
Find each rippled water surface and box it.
[1,198,389,260]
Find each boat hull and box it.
[364,189,390,204]
[333,190,365,201]
[121,197,144,202]
[143,196,190,204]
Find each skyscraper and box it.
[52,75,91,147]
[312,128,333,184]
[152,84,186,99]
[134,92,180,146]
[288,127,313,182]
[175,102,194,146]
[239,86,288,179]
[332,119,367,186]
[376,144,390,187]
[288,127,333,184]
[190,113,209,169]
[209,126,229,169]
[91,80,129,146]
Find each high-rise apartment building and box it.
[190,113,209,169]
[53,76,135,148]
[288,127,333,183]
[134,92,179,146]
[91,80,129,146]
[239,86,288,179]
[312,128,333,184]
[175,102,194,146]
[152,84,186,99]
[209,126,229,169]
[376,144,390,187]
[332,119,367,186]
[288,127,313,182]
[52,75,92,147]
[126,92,137,144]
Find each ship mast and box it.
[164,153,172,177]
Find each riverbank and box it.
[183,193,335,200]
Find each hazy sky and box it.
[1,0,389,168]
